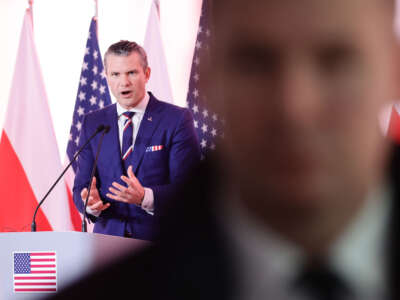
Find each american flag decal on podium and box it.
[13,251,57,293]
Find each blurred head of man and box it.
[104,40,151,109]
[208,0,399,249]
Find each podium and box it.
[0,232,149,300]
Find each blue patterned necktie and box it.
[121,111,135,171]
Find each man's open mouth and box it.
[121,91,131,95]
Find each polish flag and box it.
[144,0,174,104]
[0,8,73,232]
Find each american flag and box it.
[66,17,112,172]
[186,0,223,159]
[13,251,57,293]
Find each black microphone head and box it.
[104,125,111,133]
[96,125,105,133]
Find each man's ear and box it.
[145,67,151,82]
[104,67,110,84]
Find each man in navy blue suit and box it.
[72,40,200,241]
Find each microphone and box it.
[81,125,109,232]
[31,124,108,232]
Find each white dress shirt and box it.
[86,92,154,217]
[220,185,391,300]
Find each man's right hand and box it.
[81,177,110,214]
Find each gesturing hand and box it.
[106,166,145,206]
[81,177,110,213]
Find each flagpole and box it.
[155,0,160,19]
[94,0,98,20]
[94,0,99,37]
[28,0,33,27]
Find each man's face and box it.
[106,52,150,109]
[212,0,398,214]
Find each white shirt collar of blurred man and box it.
[220,184,392,300]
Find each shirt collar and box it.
[221,184,391,298]
[220,193,303,296]
[116,92,150,117]
[329,184,391,298]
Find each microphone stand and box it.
[82,126,109,232]
[31,125,106,232]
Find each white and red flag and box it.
[0,7,73,232]
[144,0,174,103]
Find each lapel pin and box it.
[148,117,152,122]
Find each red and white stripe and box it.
[123,118,133,131]
[122,145,133,160]
[152,145,163,151]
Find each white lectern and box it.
[0,232,149,300]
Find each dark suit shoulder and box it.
[149,93,190,116]
[83,103,116,120]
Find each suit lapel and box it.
[103,104,125,177]
[130,94,162,174]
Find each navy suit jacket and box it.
[73,92,200,240]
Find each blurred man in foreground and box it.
[52,0,400,299]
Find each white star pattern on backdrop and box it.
[77,106,84,116]
[80,77,87,86]
[78,91,86,101]
[66,18,112,170]
[91,80,98,90]
[89,96,97,105]
[99,85,106,94]
[201,139,207,148]
[82,61,88,71]
[201,124,208,133]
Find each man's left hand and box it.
[106,165,145,206]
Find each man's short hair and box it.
[104,40,148,71]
